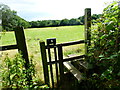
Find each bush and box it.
[87,1,120,89]
[0,53,49,89]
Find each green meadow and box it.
[1,25,85,56]
[1,25,84,45]
[1,25,85,81]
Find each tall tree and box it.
[1,4,30,31]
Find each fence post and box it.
[14,27,32,85]
[58,44,64,85]
[40,41,50,86]
[84,8,91,61]
[14,27,29,69]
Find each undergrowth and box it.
[0,53,49,89]
[85,1,120,89]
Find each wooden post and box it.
[47,38,59,88]
[14,27,32,85]
[58,44,64,85]
[47,46,54,88]
[84,8,91,60]
[14,27,29,69]
[53,45,59,87]
[40,41,50,86]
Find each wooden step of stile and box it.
[63,61,84,82]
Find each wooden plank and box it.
[0,44,17,51]
[63,55,85,62]
[47,55,85,65]
[40,41,50,86]
[63,62,84,82]
[58,40,85,46]
[47,38,59,86]
[47,46,54,88]
[58,44,64,84]
[46,38,56,88]
[53,46,59,86]
[45,40,85,49]
[77,60,88,69]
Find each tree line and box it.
[1,4,101,31]
[29,14,101,28]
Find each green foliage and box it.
[0,53,49,89]
[29,14,101,28]
[78,16,84,24]
[60,18,69,26]
[87,1,120,89]
[0,4,30,31]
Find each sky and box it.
[0,0,115,21]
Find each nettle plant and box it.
[88,1,120,88]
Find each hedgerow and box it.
[87,1,120,89]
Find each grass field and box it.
[1,25,85,83]
[1,25,84,45]
[1,25,85,57]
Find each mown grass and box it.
[1,25,85,83]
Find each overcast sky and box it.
[0,0,115,21]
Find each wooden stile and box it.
[40,8,92,88]
[63,62,83,82]
[40,39,86,88]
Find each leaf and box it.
[109,40,114,46]
[100,35,106,39]
[99,55,104,58]
[10,73,16,80]
[10,73,20,81]
[105,22,114,31]
[110,54,118,59]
